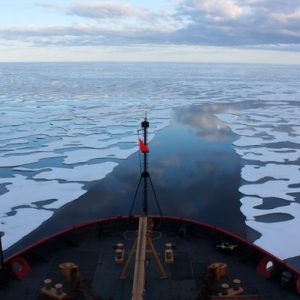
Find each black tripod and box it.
[129,117,162,218]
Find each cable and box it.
[149,175,163,218]
[129,176,142,217]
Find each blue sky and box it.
[0,0,300,63]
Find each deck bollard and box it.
[44,278,52,290]
[221,283,229,295]
[55,283,63,295]
[233,278,241,291]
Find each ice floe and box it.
[0,208,53,250]
[233,137,267,147]
[216,102,300,259]
[63,146,138,164]
[0,175,84,216]
[241,164,300,183]
[246,203,300,259]
[241,197,300,258]
[0,152,65,167]
[239,180,300,201]
[34,162,118,182]
[235,147,300,162]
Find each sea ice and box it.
[240,196,299,220]
[0,175,84,216]
[239,180,300,201]
[235,147,300,163]
[0,100,171,250]
[226,124,257,137]
[44,135,117,152]
[1,64,299,259]
[0,208,53,250]
[239,196,264,219]
[34,162,118,182]
[63,146,138,164]
[247,203,300,259]
[215,113,238,124]
[217,103,300,259]
[248,114,282,123]
[0,152,65,167]
[241,164,300,183]
[233,137,266,147]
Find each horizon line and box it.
[0,60,299,66]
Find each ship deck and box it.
[1,216,300,300]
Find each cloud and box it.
[0,23,174,47]
[0,1,300,50]
[191,0,246,20]
[40,2,163,21]
[176,0,300,46]
[271,7,300,23]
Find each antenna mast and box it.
[121,118,167,292]
[141,117,149,215]
[129,116,163,217]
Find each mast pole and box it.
[141,117,149,216]
[0,232,3,269]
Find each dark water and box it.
[5,103,246,256]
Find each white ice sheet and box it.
[34,162,118,182]
[0,208,53,250]
[0,175,84,216]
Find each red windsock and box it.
[139,138,149,153]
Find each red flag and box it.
[139,138,149,153]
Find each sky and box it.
[0,0,300,63]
